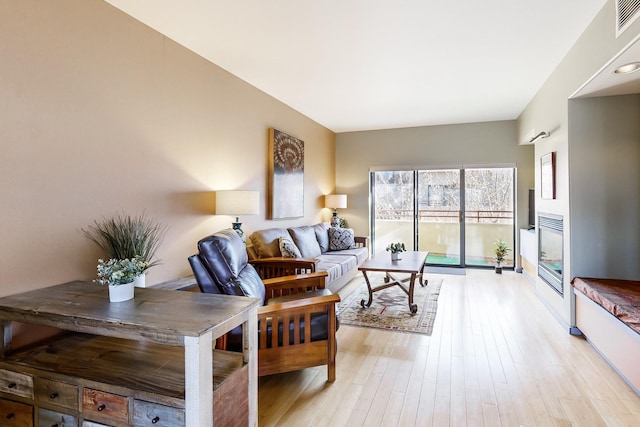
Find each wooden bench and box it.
[571,277,640,394]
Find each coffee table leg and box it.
[408,273,418,314]
[360,271,374,308]
[419,261,429,287]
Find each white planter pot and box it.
[133,274,146,288]
[391,252,400,261]
[108,281,134,302]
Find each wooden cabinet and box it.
[133,399,185,427]
[81,388,129,425]
[0,369,34,399]
[0,281,259,426]
[35,378,78,411]
[38,407,77,427]
[0,398,33,426]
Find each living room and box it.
[2,0,640,425]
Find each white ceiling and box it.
[105,0,608,133]
[571,33,640,98]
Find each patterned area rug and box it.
[337,274,443,335]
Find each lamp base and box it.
[330,211,340,228]
[231,221,245,242]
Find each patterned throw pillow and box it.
[279,236,302,258]
[328,227,356,251]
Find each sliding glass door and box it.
[371,166,515,268]
[417,169,462,265]
[371,171,415,255]
[463,167,514,267]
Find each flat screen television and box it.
[528,188,535,229]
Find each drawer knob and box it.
[50,392,59,399]
[6,413,15,419]
[152,416,160,424]
[97,404,106,411]
[7,382,16,388]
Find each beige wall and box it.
[0,0,335,298]
[569,94,640,280]
[335,120,535,265]
[518,0,640,327]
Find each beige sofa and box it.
[247,223,368,293]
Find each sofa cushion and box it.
[197,230,246,294]
[328,247,369,265]
[313,222,330,253]
[288,226,322,258]
[279,236,302,258]
[317,253,358,276]
[196,229,265,303]
[235,264,266,302]
[328,227,356,251]
[314,259,343,284]
[248,228,290,258]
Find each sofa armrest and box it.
[257,292,340,352]
[262,271,329,300]
[250,257,319,279]
[260,291,340,314]
[355,236,368,247]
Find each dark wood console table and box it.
[0,281,260,426]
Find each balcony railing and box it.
[376,209,513,224]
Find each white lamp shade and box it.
[325,194,347,209]
[216,190,260,215]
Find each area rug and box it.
[337,274,443,335]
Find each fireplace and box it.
[538,214,564,295]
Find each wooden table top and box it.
[0,281,261,346]
[359,251,429,274]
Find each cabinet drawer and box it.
[35,378,78,411]
[81,389,128,424]
[0,369,34,399]
[133,400,184,427]
[38,407,77,427]
[0,398,33,427]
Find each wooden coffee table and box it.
[358,251,429,314]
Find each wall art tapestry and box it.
[268,128,304,219]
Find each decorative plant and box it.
[83,212,167,271]
[386,242,406,254]
[339,217,348,228]
[94,257,149,286]
[494,239,511,265]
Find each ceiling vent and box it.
[616,0,640,37]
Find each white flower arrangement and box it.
[95,257,148,286]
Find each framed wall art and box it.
[541,152,556,200]
[268,128,304,219]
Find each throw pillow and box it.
[248,228,290,258]
[288,226,323,258]
[313,222,330,253]
[328,227,356,251]
[279,236,302,258]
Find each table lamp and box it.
[325,194,347,227]
[216,190,260,240]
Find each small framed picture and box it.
[541,152,555,200]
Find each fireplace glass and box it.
[538,214,563,295]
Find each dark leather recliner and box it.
[188,229,340,381]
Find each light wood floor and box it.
[258,269,640,426]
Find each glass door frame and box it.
[369,165,516,269]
